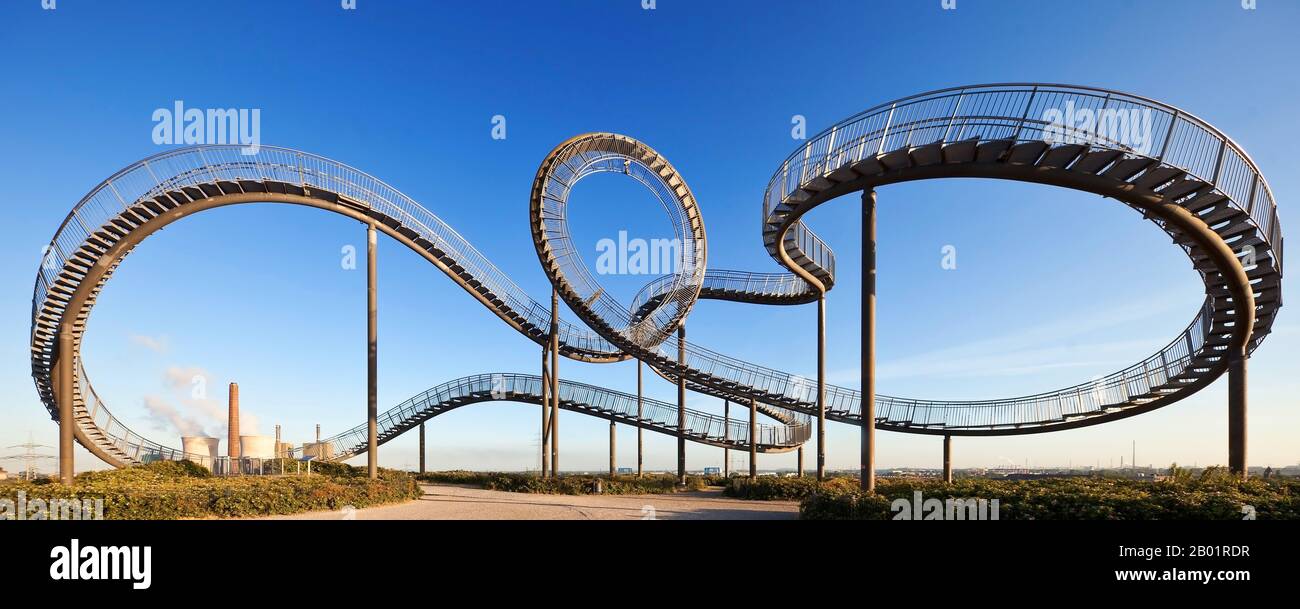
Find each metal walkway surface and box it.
[30,84,1282,467]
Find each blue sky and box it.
[1,0,1296,474]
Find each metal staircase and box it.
[760,84,1281,433]
[30,84,1282,469]
[315,373,802,461]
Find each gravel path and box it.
[262,484,800,520]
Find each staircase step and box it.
[975,138,1014,163]
[1134,166,1185,190]
[879,148,912,171]
[1037,143,1086,168]
[1100,157,1154,181]
[910,142,944,167]
[1070,149,1122,174]
[941,138,979,164]
[1006,141,1048,165]
[1160,178,1209,200]
[849,155,885,176]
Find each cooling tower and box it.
[239,435,276,459]
[180,436,220,469]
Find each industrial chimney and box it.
[228,383,240,461]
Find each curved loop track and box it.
[30,84,1282,468]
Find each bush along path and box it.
[788,470,1300,520]
[416,471,729,495]
[1,460,422,520]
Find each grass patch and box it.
[797,470,1300,520]
[1,460,421,520]
[416,470,727,495]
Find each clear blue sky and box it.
[1,0,1296,474]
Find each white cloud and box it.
[129,334,170,354]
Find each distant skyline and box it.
[1,0,1296,474]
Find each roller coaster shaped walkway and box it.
[31,84,1282,471]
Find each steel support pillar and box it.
[943,434,953,483]
[609,420,616,477]
[1228,348,1248,478]
[419,422,426,474]
[748,398,757,480]
[817,292,827,481]
[636,360,644,478]
[723,400,730,478]
[861,189,877,493]
[540,341,550,477]
[367,222,378,480]
[677,324,687,485]
[797,447,804,477]
[57,330,74,486]
[550,288,560,477]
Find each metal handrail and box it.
[763,84,1281,279]
[30,83,1282,468]
[752,84,1280,428]
[310,373,808,460]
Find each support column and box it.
[419,422,426,474]
[367,222,378,480]
[797,447,804,477]
[861,189,877,493]
[677,324,687,485]
[636,360,644,478]
[540,341,550,477]
[723,400,730,478]
[609,420,616,477]
[1228,348,1248,478]
[817,292,827,481]
[943,435,953,484]
[57,331,74,486]
[550,288,560,477]
[748,398,757,480]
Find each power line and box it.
[1,432,56,480]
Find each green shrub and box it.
[798,476,1300,520]
[723,475,859,500]
[416,471,711,495]
[0,461,421,520]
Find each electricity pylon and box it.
[1,432,56,480]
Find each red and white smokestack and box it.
[228,383,240,460]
